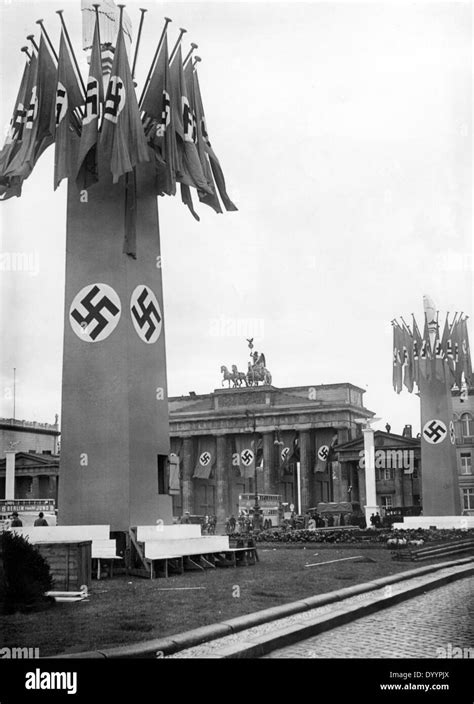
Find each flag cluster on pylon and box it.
[392,314,472,394]
[0,9,237,225]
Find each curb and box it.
[50,555,474,659]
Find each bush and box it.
[254,527,474,545]
[1,532,54,614]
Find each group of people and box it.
[369,512,382,528]
[225,511,264,534]
[6,511,48,527]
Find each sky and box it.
[0,0,472,435]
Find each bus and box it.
[238,493,284,529]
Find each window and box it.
[460,453,472,475]
[462,488,474,511]
[461,413,473,438]
[377,468,394,480]
[380,495,393,509]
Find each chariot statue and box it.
[220,339,272,388]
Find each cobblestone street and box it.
[264,577,474,658]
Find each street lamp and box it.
[246,410,260,526]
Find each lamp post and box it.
[246,411,260,526]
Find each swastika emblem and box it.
[199,452,211,467]
[130,286,162,344]
[83,77,99,126]
[240,449,254,467]
[69,283,121,343]
[55,81,68,126]
[449,421,456,445]
[318,445,329,461]
[281,447,290,462]
[422,419,447,445]
[104,75,126,124]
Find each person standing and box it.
[10,512,22,527]
[34,512,48,527]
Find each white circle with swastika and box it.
[281,447,290,461]
[240,449,254,467]
[199,452,211,467]
[318,445,329,461]
[130,285,162,344]
[69,283,121,343]
[422,419,447,445]
[449,421,456,445]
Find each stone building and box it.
[333,429,422,513]
[452,386,474,512]
[0,418,60,503]
[169,382,374,527]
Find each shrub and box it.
[254,527,474,545]
[1,531,54,614]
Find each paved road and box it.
[264,577,474,658]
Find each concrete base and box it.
[393,516,474,530]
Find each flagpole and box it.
[192,56,201,69]
[92,4,102,49]
[169,27,187,64]
[117,4,125,30]
[132,7,147,79]
[27,34,39,54]
[138,16,172,108]
[36,19,59,62]
[56,11,87,100]
[21,46,32,61]
[183,42,198,67]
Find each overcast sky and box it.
[0,0,472,435]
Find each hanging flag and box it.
[402,324,414,393]
[234,435,256,479]
[459,316,472,386]
[54,31,83,190]
[99,24,149,183]
[5,36,56,180]
[184,60,222,214]
[392,323,403,393]
[169,47,212,197]
[418,314,432,381]
[314,431,335,473]
[278,431,296,475]
[431,316,445,383]
[412,315,422,390]
[193,437,216,479]
[76,17,104,188]
[140,34,177,196]
[0,60,30,176]
[193,68,238,212]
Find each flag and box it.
[99,25,149,183]
[0,60,30,176]
[412,315,422,389]
[419,314,432,381]
[431,315,445,383]
[141,34,177,196]
[392,323,403,393]
[459,316,472,386]
[169,47,212,197]
[54,31,83,190]
[193,437,216,479]
[5,36,56,179]
[184,61,222,214]
[77,17,104,188]
[278,430,296,475]
[193,69,238,212]
[402,324,414,393]
[314,431,335,473]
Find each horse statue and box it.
[221,365,235,388]
[231,365,248,387]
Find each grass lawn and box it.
[0,546,447,657]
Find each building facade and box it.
[333,430,422,512]
[0,417,60,458]
[452,387,474,512]
[169,383,374,526]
